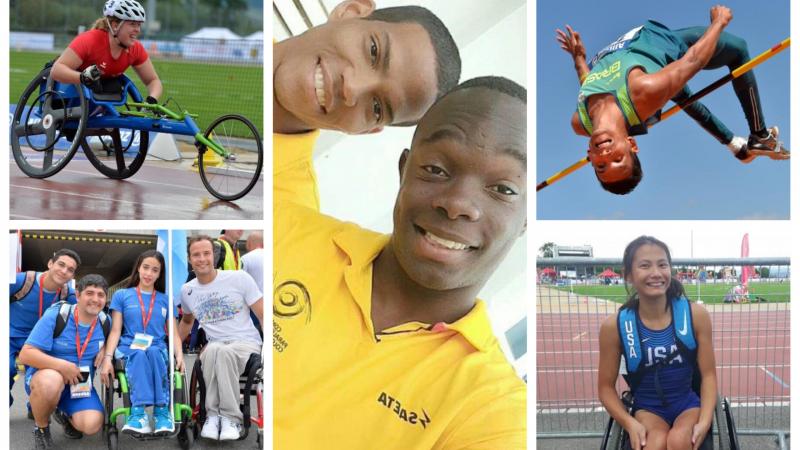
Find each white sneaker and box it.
[218,416,242,441]
[200,415,220,440]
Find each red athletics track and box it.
[10,158,263,220]
[536,309,789,407]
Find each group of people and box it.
[10,234,263,450]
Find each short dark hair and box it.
[77,274,108,295]
[365,6,461,120]
[187,235,215,254]
[126,249,166,293]
[51,248,81,268]
[598,153,643,195]
[450,76,526,104]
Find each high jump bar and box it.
[536,37,790,192]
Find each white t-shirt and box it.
[181,270,263,345]
[241,248,264,291]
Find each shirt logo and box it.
[677,311,688,336]
[377,392,431,429]
[273,280,312,324]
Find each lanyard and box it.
[136,286,157,331]
[73,307,98,366]
[39,273,61,319]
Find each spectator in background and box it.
[217,230,243,270]
[241,231,263,291]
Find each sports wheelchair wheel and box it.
[80,124,149,179]
[198,114,263,201]
[10,66,87,178]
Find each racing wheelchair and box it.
[188,329,263,446]
[10,62,263,201]
[102,356,195,450]
[600,391,740,450]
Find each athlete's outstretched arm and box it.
[691,303,717,449]
[556,25,590,85]
[598,315,647,450]
[634,5,733,119]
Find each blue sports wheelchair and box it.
[11,61,262,201]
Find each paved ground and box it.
[10,149,263,220]
[10,354,262,449]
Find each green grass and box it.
[553,281,790,303]
[10,50,263,137]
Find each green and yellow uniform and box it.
[577,20,687,135]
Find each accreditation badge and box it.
[70,366,92,399]
[130,333,154,351]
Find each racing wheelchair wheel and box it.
[80,123,149,179]
[10,66,87,178]
[198,114,263,201]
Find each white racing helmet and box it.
[103,0,146,22]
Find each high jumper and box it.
[550,5,789,194]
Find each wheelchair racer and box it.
[51,0,162,105]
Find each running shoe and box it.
[153,405,174,435]
[122,406,152,435]
[200,415,220,440]
[747,126,779,152]
[218,416,242,441]
[33,426,54,450]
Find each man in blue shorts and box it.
[557,5,788,194]
[10,249,80,407]
[19,274,110,450]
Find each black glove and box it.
[79,65,101,87]
[145,96,158,105]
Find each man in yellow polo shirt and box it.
[274,76,527,449]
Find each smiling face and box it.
[188,239,216,279]
[77,285,107,317]
[137,256,161,291]
[390,87,526,291]
[587,127,638,183]
[274,18,439,134]
[113,20,142,47]
[626,243,672,301]
[47,255,78,286]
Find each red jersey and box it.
[68,29,148,78]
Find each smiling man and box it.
[274,0,461,213]
[274,0,460,135]
[20,274,110,450]
[557,5,788,195]
[10,249,80,409]
[178,236,263,442]
[274,76,526,449]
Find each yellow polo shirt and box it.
[273,132,526,449]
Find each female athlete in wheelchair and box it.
[99,250,193,448]
[10,0,263,201]
[597,236,737,450]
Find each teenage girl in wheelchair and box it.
[598,236,737,450]
[99,250,193,448]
